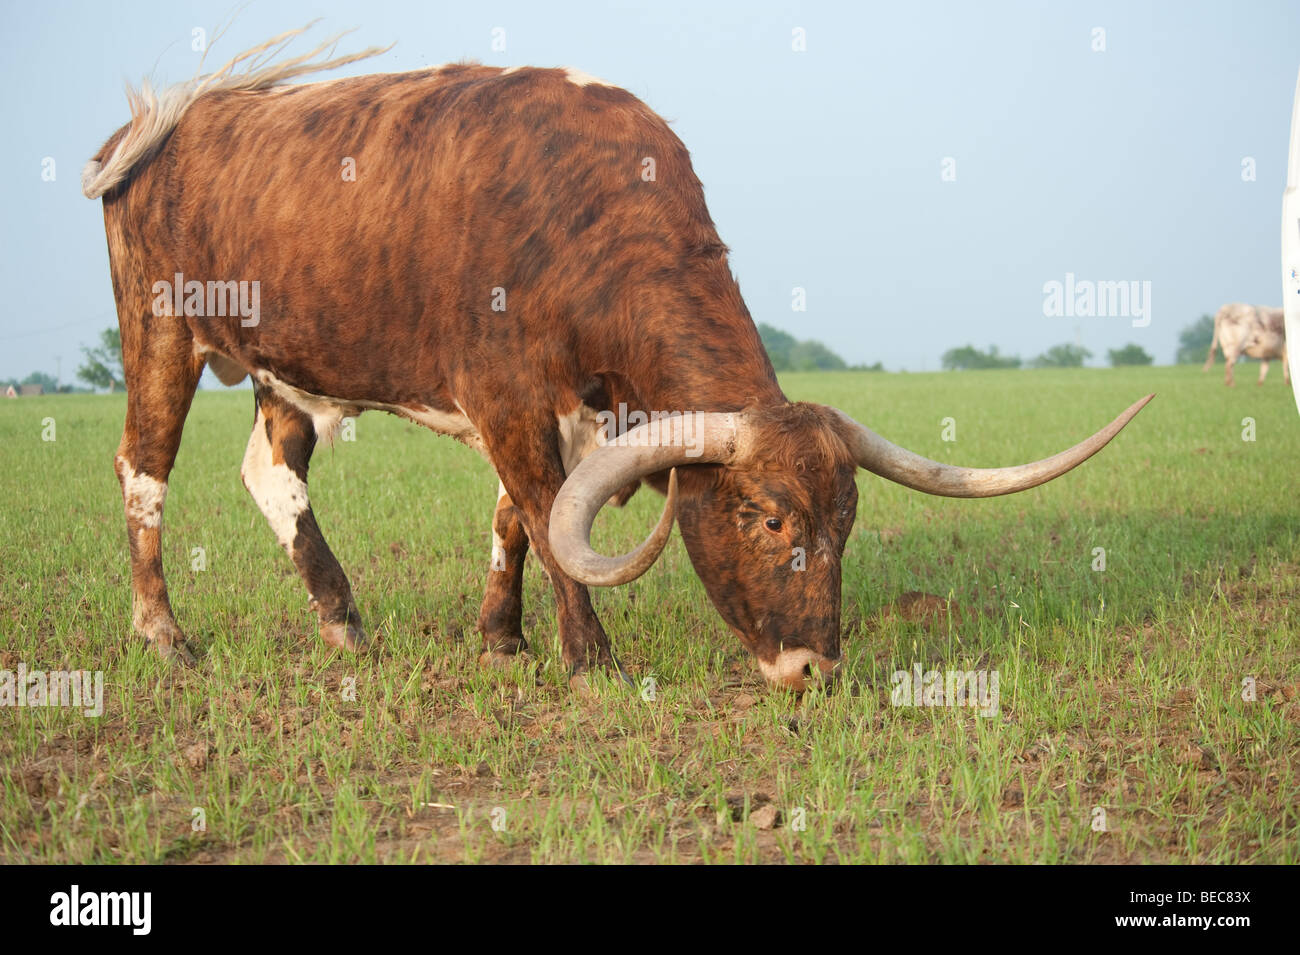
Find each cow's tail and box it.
[81,21,391,200]
[1203,308,1222,370]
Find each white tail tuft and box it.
[82,21,391,199]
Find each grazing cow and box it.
[1203,303,1289,386]
[84,29,1151,691]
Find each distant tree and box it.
[1176,314,1216,364]
[78,327,125,392]
[788,340,847,371]
[758,323,798,369]
[1107,343,1154,366]
[758,322,851,371]
[21,371,58,391]
[1030,343,1092,368]
[849,361,885,372]
[941,344,1022,370]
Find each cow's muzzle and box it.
[758,648,841,692]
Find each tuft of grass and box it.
[0,365,1295,863]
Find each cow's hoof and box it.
[154,639,196,666]
[567,661,636,696]
[477,631,528,668]
[567,668,609,699]
[478,648,531,669]
[144,616,195,665]
[321,617,366,652]
[568,671,597,698]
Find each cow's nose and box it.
[758,647,841,692]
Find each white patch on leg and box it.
[116,455,167,529]
[241,408,310,551]
[490,479,510,570]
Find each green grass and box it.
[0,365,1296,863]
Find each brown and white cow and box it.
[1203,303,1289,386]
[84,29,1151,691]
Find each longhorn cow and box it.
[1203,303,1289,386]
[84,30,1151,691]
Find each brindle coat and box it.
[91,63,857,679]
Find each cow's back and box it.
[1260,306,1286,335]
[100,66,725,404]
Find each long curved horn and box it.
[549,412,745,586]
[835,394,1153,498]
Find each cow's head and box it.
[549,395,1151,692]
[672,404,857,688]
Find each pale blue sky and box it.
[2,0,1297,384]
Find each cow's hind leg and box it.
[1258,359,1270,385]
[476,480,531,664]
[1224,349,1238,386]
[115,340,204,662]
[241,387,365,651]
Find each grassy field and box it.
[0,364,1296,863]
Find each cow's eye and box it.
[764,517,783,533]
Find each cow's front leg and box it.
[476,480,531,664]
[488,444,625,687]
[1257,359,1270,385]
[1224,350,1238,386]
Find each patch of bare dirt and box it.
[877,591,964,625]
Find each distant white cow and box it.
[1203,303,1289,386]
